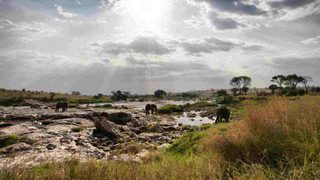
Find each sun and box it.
[115,0,170,35]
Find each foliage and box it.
[154,89,167,99]
[157,104,183,114]
[271,75,286,88]
[268,84,278,94]
[230,76,251,95]
[217,89,227,97]
[111,90,130,101]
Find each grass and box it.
[0,134,33,148]
[1,96,320,179]
[157,104,184,114]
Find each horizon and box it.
[1,0,320,94]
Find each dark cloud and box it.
[241,45,264,51]
[129,37,171,55]
[211,16,241,30]
[269,0,316,9]
[195,0,266,16]
[179,37,238,54]
[94,36,172,55]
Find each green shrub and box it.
[0,134,22,148]
[158,104,183,114]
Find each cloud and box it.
[0,19,57,42]
[301,35,320,44]
[269,0,316,9]
[178,37,238,54]
[195,0,267,16]
[210,16,241,30]
[241,45,264,51]
[93,36,172,55]
[55,4,78,18]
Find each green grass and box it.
[0,134,26,148]
[157,104,184,114]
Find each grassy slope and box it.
[1,96,320,179]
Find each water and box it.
[175,111,216,126]
[81,100,198,110]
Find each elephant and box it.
[215,106,230,123]
[55,101,68,112]
[145,104,157,116]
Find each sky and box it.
[0,0,319,95]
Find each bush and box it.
[158,104,184,114]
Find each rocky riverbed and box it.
[0,104,212,168]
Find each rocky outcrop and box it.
[93,116,122,138]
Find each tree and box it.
[271,75,286,89]
[301,76,312,94]
[217,89,227,97]
[111,90,130,101]
[230,77,241,95]
[154,89,167,99]
[231,88,238,96]
[285,74,304,89]
[239,76,251,95]
[268,84,278,94]
[230,76,251,95]
[242,87,249,95]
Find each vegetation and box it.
[157,104,184,114]
[111,90,130,101]
[154,89,167,99]
[230,76,251,95]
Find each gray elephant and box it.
[55,101,68,112]
[216,106,230,123]
[145,104,157,116]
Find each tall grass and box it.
[1,96,320,179]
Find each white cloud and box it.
[301,35,320,45]
[54,4,78,18]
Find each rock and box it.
[157,143,170,149]
[0,143,32,154]
[108,112,132,125]
[0,123,14,128]
[41,121,55,126]
[136,149,150,158]
[46,143,57,150]
[199,111,210,117]
[93,117,122,138]
[187,112,197,118]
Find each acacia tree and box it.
[268,84,278,94]
[285,74,304,89]
[230,77,241,95]
[230,76,252,95]
[271,75,286,89]
[154,89,167,99]
[239,76,251,95]
[301,76,312,94]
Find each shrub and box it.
[158,104,183,114]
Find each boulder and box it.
[187,112,197,118]
[0,142,32,154]
[108,112,132,125]
[93,117,122,138]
